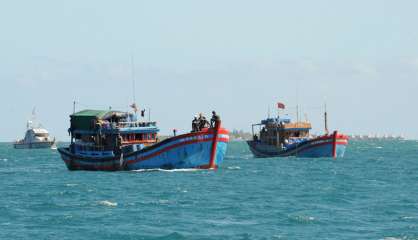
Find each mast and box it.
[27,107,37,129]
[324,103,329,134]
[130,55,140,116]
[71,102,75,144]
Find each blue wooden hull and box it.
[247,133,348,158]
[58,129,229,171]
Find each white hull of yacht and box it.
[14,141,56,149]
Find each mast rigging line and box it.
[72,101,128,111]
[131,55,136,104]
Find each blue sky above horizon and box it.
[1,0,418,140]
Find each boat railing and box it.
[283,122,312,129]
[95,121,157,131]
[73,143,112,152]
[116,121,157,128]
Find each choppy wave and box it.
[65,183,78,187]
[227,166,241,170]
[98,200,118,207]
[288,213,316,224]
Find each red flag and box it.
[277,102,285,109]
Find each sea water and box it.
[0,140,417,239]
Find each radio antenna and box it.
[131,55,136,104]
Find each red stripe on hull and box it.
[297,140,347,154]
[164,128,229,141]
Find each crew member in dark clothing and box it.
[192,116,199,132]
[210,111,220,128]
[198,113,208,130]
[115,133,123,155]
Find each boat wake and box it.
[131,168,204,173]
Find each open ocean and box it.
[0,140,417,240]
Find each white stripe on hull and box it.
[14,141,55,149]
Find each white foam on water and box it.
[98,200,118,207]
[376,146,383,149]
[0,158,8,162]
[381,237,402,240]
[227,166,241,170]
[271,235,285,239]
[131,168,203,173]
[65,183,78,187]
[289,214,316,223]
[158,199,170,204]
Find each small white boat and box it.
[14,112,56,149]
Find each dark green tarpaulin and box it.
[70,110,109,131]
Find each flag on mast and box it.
[130,103,138,113]
[277,102,285,109]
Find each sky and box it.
[1,0,418,141]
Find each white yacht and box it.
[14,116,56,149]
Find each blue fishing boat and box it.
[58,110,229,171]
[247,103,348,158]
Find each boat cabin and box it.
[252,117,312,148]
[23,128,50,142]
[69,109,159,157]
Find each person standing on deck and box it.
[198,113,208,130]
[210,111,220,128]
[192,116,199,132]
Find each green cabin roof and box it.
[70,109,112,131]
[71,109,109,118]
